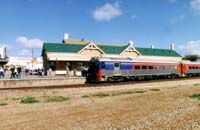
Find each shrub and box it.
[190,94,200,100]
[20,97,39,104]
[46,96,70,102]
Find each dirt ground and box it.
[1,79,200,130]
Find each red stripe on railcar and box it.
[98,70,102,81]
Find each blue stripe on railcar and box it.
[99,61,114,70]
[120,62,133,70]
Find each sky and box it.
[1,0,200,57]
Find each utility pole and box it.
[32,48,34,70]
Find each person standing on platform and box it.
[66,66,69,78]
[10,66,15,79]
[17,66,22,79]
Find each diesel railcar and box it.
[86,57,200,83]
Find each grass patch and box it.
[92,93,109,98]
[112,92,123,96]
[46,96,70,102]
[190,94,200,100]
[20,97,39,104]
[11,97,23,101]
[149,88,160,91]
[134,90,146,93]
[112,90,146,96]
[194,84,200,86]
[0,102,8,106]
[82,95,90,98]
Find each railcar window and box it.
[101,62,105,68]
[149,66,153,70]
[189,66,192,69]
[192,67,195,69]
[196,67,198,69]
[154,66,159,70]
[142,65,147,70]
[161,66,165,70]
[166,66,170,70]
[115,63,120,68]
[171,66,175,70]
[135,65,140,70]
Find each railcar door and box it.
[178,62,186,76]
[86,61,99,83]
[114,62,121,76]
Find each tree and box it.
[182,55,198,62]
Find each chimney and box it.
[150,45,154,49]
[64,33,69,40]
[129,40,134,47]
[171,43,175,50]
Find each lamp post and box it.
[32,48,34,70]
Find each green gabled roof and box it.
[42,42,182,57]
[42,43,86,54]
[97,44,128,54]
[135,47,182,57]
[63,39,90,44]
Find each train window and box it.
[196,67,198,69]
[161,66,165,70]
[115,63,120,68]
[192,67,195,69]
[101,62,105,68]
[154,66,159,70]
[149,66,153,70]
[166,66,170,70]
[189,66,192,69]
[135,65,140,70]
[142,65,147,70]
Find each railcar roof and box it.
[181,61,200,65]
[93,57,180,64]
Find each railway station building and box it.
[42,34,182,76]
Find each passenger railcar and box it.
[181,61,200,77]
[86,57,186,83]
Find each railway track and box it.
[0,77,199,91]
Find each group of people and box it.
[65,65,88,77]
[10,66,21,79]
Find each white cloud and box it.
[178,40,200,55]
[16,36,43,49]
[93,2,122,21]
[191,0,200,15]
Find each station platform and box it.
[0,77,86,89]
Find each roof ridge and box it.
[97,43,128,46]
